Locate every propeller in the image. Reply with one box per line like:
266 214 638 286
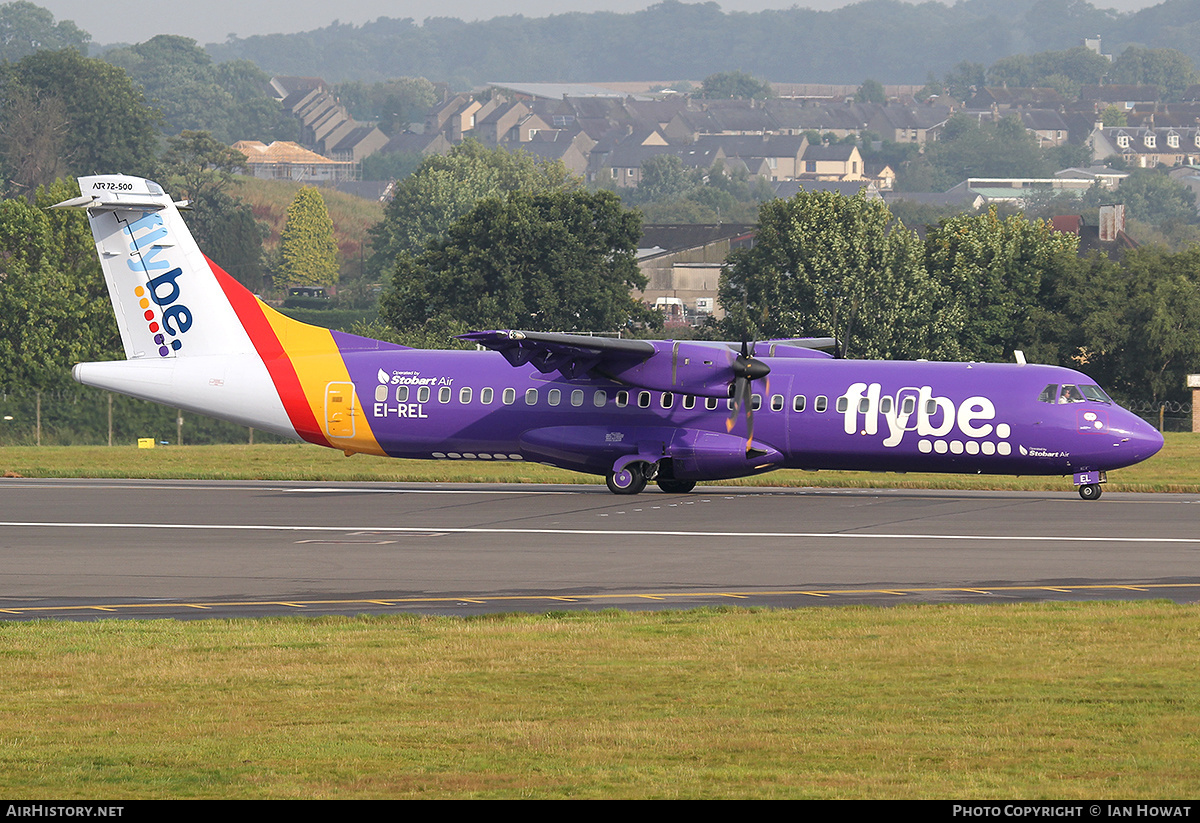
726 340 771 454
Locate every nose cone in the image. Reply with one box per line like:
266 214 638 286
1105 410 1164 469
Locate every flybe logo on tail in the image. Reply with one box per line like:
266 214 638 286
124 212 193 357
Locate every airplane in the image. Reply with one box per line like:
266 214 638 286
53 174 1164 500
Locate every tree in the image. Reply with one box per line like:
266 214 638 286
907 113 1052 191
1100 105 1128 127
631 154 694 204
1110 46 1200 102
0 2 88 62
162 130 249 202
380 189 652 335
1039 248 1200 404
697 71 772 100
719 191 960 361
0 179 120 390
334 77 439 135
277 186 339 291
0 49 160 180
924 208 1079 363
0 85 69 197
367 140 580 277
103 36 294 144
1113 170 1198 227
160 131 266 291
856 78 886 104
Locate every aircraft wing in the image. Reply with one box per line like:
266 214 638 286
458 330 654 380
460 330 747 397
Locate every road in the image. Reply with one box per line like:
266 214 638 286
1 479 1198 618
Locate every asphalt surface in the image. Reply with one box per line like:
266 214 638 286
2 478 1199 619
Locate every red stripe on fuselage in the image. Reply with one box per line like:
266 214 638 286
209 259 331 447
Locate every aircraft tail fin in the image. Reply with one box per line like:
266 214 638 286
52 174 265 360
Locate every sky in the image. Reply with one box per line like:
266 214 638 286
38 0 1166 48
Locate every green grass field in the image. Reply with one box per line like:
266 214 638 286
2 604 1198 798
2 432 1198 491
2 438 1198 798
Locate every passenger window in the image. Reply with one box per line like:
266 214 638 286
616 390 629 408
396 386 409 402
661 392 674 409
901 396 915 416
638 391 651 408
793 395 806 412
547 388 561 406
439 386 451 403
525 388 538 405
571 390 584 407
925 399 937 415
481 387 493 405
880 396 892 415
750 394 762 411
858 398 870 414
593 390 607 407
418 386 430 403
502 388 515 405
706 397 719 411
771 394 784 412
459 387 472 404
836 396 849 413
683 395 696 410
815 395 827 413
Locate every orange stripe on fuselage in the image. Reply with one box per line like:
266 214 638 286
209 260 386 456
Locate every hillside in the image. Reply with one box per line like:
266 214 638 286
202 0 1200 86
229 176 385 285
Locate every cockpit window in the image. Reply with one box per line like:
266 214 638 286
1058 384 1085 403
1079 384 1112 404
1038 384 1057 403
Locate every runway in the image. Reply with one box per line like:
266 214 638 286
2 478 1199 619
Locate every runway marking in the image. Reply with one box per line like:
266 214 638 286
286 488 575 495
3 520 1200 545
3 582 1198 618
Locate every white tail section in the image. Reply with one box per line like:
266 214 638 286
55 175 297 438
53 175 254 360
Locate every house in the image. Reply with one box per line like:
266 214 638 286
635 224 759 321
693 134 808 181
796 143 865 181
965 87 1068 111
1089 126 1200 167
232 141 356 182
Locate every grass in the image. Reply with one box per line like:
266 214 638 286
3 437 1197 798
1 603 1198 798
1 432 1197 492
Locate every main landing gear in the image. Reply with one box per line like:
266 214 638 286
605 462 696 495
606 464 648 495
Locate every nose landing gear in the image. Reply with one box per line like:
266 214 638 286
1073 470 1107 501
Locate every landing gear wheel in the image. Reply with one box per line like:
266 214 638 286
606 464 647 495
1079 483 1103 501
657 479 696 494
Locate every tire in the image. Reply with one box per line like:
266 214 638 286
1078 483 1102 501
606 464 647 495
657 479 696 494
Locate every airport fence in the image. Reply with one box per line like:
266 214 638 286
0 388 290 447
1127 400 1194 433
